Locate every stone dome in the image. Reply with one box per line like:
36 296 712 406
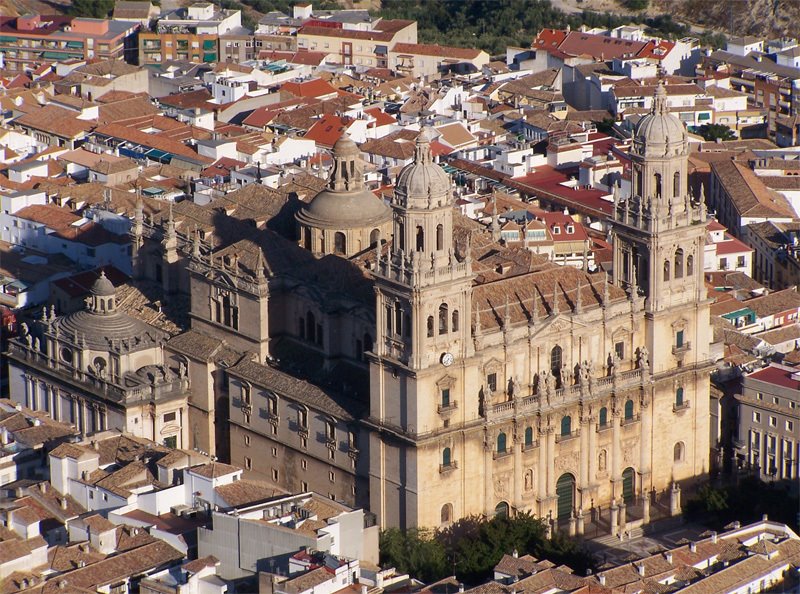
91 271 116 297
296 133 391 229
394 127 451 209
53 307 154 351
632 82 687 158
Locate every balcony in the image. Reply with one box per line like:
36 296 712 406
521 440 539 452
673 400 691 413
621 414 641 427
439 461 458 473
596 422 611 432
555 430 579 443
672 341 691 356
493 449 512 460
437 400 458 415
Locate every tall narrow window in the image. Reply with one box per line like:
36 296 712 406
363 333 373 353
674 249 684 279
370 228 380 247
442 447 451 467
560 415 572 436
416 226 424 251
524 426 533 447
676 330 684 347
673 171 681 197
497 432 507 453
654 173 662 198
436 224 443 251
686 254 694 276
452 310 459 332
427 316 434 337
303 227 312 250
439 303 448 335
551 345 563 386
599 407 608 427
624 399 634 420
394 302 403 336
675 387 684 407
334 232 346 255
663 260 670 282
398 221 405 251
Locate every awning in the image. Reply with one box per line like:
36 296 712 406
202 52 217 63
0 36 16 43
202 39 216 50
42 51 71 60
66 41 84 49
142 186 165 196
145 148 172 163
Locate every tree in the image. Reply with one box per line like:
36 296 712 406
379 528 449 583
697 123 737 142
622 0 649 10
69 0 114 18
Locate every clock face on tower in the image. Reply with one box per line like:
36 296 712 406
441 352 455 367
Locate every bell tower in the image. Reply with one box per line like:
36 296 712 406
369 128 474 528
371 128 473 370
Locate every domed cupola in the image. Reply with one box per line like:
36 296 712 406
296 132 392 257
394 127 451 210
89 271 117 315
632 81 688 159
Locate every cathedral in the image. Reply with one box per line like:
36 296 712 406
7 83 711 531
367 84 711 528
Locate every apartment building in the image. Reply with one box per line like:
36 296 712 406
735 363 800 482
296 19 416 69
0 14 137 72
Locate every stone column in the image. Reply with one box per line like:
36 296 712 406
611 412 621 499
642 492 651 524
588 415 597 484
513 434 522 511
537 428 547 501
610 502 619 537
618 501 627 528
568 513 576 536
640 392 652 489
546 428 556 497
576 507 585 536
579 415 589 491
670 483 681 517
484 439 493 516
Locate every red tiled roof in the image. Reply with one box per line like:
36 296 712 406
392 42 484 60
533 28 674 62
281 78 339 99
303 113 350 148
364 106 396 127
509 166 612 217
748 364 800 390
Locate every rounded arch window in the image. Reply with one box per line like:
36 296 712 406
494 501 509 518
673 171 681 197
438 303 448 335
674 249 684 279
675 387 684 407
427 316 434 338
624 399 634 420
663 259 670 282
333 232 346 255
436 224 444 251
551 345 563 385
524 426 533 447
560 415 572 436
599 406 608 427
686 254 694 276
442 447 451 467
451 310 459 332
496 432 507 454
369 228 380 247
441 503 453 524
416 226 424 251
674 441 685 462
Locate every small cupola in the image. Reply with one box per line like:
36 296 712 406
89 271 116 315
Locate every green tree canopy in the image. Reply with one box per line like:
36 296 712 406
697 123 737 142
69 0 115 18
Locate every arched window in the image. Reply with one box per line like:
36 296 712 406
624 399 634 420
598 449 607 471
674 441 685 462
635 166 643 197
303 227 312 250
334 232 346 255
524 426 533 447
496 432 507 454
674 249 684 279
551 345 563 385
676 387 684 407
438 303 448 335
370 228 380 247
654 173 662 198
494 501 509 518
306 312 316 343
599 406 608 427
686 254 694 276
416 226 424 251
436 224 444 250
560 415 572 436
442 447 451 467
452 310 459 332
441 503 453 524
427 316 434 338
663 259 670 282
673 171 681 197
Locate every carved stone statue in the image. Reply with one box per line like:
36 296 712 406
638 346 650 372
587 359 595 392
179 362 187 378
542 370 554 402
579 361 590 386
478 385 486 417
19 323 28 336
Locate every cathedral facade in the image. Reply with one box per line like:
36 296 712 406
367 85 712 529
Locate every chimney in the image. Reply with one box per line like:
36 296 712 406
0 427 9 445
458 585 464 593
762 514 769 522
59 497 67 511
92 441 99 451
512 548 519 558
711 532 718 544
39 482 47 493
361 586 367 594
665 552 673 564
636 564 645 577
598 575 606 586
733 521 741 529
689 541 696 553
